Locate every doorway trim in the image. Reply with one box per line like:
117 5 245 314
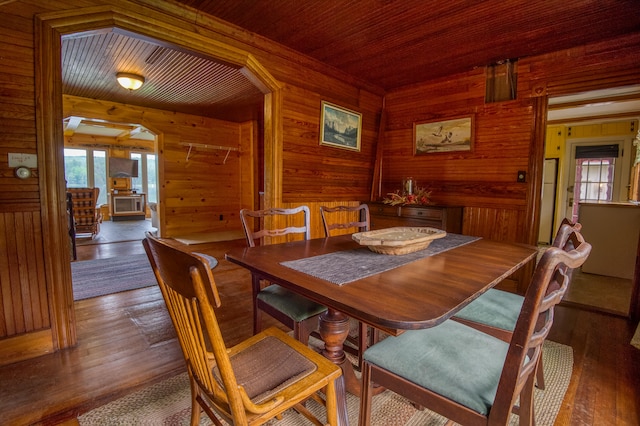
35 5 282 349
541 81 640 320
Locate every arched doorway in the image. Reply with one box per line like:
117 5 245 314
35 5 282 349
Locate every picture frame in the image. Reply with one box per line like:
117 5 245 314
414 116 473 154
320 101 362 152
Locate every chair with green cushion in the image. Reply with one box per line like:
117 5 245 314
452 218 581 389
240 206 327 345
358 229 591 426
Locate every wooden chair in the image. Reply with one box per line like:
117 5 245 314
67 187 102 238
359 229 591 426
142 232 341 426
320 203 376 369
320 204 371 237
240 206 327 345
452 218 581 389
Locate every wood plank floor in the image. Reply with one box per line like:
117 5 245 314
1 238 639 425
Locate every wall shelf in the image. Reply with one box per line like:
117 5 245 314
180 142 238 163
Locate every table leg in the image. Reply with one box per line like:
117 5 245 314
318 308 359 425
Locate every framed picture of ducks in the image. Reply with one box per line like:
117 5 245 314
414 116 473 154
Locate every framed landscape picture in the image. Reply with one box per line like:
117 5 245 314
320 101 362 152
414 116 473 154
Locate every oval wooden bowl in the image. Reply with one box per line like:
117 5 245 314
352 227 447 255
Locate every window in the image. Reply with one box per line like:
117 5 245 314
575 158 615 202
130 152 157 203
64 148 107 206
569 144 620 221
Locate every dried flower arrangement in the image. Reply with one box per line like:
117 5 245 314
382 187 432 206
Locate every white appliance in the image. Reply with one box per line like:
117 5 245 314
113 195 143 214
538 159 558 244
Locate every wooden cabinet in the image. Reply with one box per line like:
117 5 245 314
368 202 463 233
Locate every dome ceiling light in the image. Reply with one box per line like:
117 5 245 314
116 72 145 91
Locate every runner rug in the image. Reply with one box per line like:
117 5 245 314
71 254 156 300
281 233 480 285
78 340 572 425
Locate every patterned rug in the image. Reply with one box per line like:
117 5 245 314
78 340 572 425
71 254 156 300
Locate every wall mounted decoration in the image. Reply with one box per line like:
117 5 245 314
320 101 362 152
414 116 473 154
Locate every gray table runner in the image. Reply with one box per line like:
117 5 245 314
281 233 480 285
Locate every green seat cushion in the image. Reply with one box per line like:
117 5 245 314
257 284 327 322
363 320 508 415
453 288 524 331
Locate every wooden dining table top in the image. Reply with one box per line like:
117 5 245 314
224 234 538 334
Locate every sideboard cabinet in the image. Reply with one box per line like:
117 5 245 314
368 202 463 233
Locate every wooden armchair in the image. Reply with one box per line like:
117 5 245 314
240 206 327 345
358 229 591 426
67 187 102 238
452 218 581 389
142 232 341 426
320 203 376 370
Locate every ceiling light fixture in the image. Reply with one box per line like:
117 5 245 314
116 72 145 90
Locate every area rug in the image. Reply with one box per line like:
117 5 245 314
77 340 572 425
71 254 156 300
632 322 640 350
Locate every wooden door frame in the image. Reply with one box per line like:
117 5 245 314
35 5 282 349
538 82 640 321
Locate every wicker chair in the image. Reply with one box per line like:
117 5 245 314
143 232 341 426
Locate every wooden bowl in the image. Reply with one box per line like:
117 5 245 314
352 227 447 255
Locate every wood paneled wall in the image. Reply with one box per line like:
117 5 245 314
281 86 379 204
64 95 251 238
382 33 640 247
1 0 639 364
0 0 382 361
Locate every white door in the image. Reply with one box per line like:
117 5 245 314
564 140 628 223
538 159 558 244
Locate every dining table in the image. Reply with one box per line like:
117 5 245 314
224 233 538 426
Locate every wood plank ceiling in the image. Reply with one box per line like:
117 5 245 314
62 0 640 133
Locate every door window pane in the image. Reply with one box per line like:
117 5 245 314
93 151 107 205
572 157 615 219
64 148 88 187
130 152 143 192
146 154 157 203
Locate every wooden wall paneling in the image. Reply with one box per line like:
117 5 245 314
279 85 379 204
38 3 285 355
64 95 245 238
239 120 257 211
0 210 50 339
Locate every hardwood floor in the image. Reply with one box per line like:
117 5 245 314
1 237 639 425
